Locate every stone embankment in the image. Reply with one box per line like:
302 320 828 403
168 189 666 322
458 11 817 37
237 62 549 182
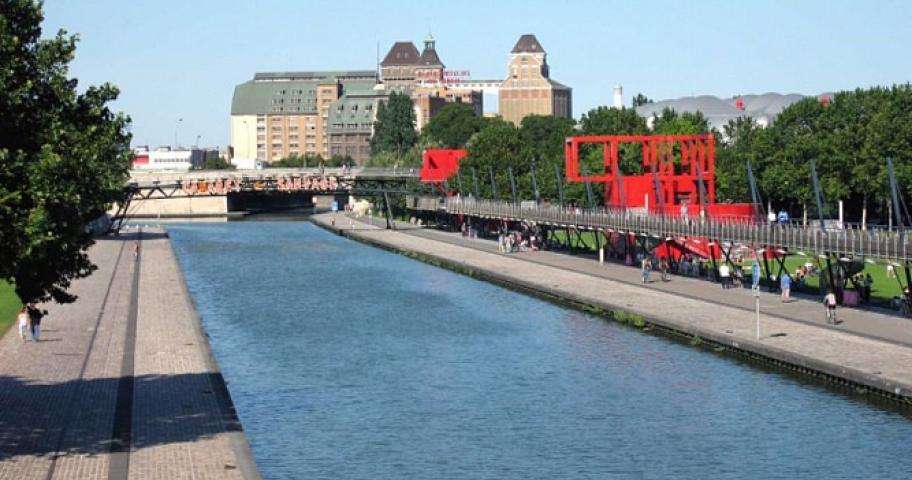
313 213 912 404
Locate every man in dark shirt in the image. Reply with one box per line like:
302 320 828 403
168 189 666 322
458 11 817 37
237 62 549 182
26 303 45 341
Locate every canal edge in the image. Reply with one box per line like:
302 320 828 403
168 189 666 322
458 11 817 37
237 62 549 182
162 228 263 480
312 216 912 408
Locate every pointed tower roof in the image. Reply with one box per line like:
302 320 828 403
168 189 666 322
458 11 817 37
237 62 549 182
417 34 444 67
381 41 420 66
511 34 545 53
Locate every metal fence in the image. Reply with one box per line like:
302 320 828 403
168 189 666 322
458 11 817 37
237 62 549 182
406 195 912 262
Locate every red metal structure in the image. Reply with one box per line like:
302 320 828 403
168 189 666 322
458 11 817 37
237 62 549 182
420 149 466 183
565 134 754 219
565 134 757 261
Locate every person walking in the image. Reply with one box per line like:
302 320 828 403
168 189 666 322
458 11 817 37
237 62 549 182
17 307 30 342
824 290 838 324
752 261 762 289
780 273 791 302
659 259 670 282
719 263 731 289
27 303 44 341
641 257 652 284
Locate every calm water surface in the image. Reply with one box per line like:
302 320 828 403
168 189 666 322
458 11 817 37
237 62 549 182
167 221 912 480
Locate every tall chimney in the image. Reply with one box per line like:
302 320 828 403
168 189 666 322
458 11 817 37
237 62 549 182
613 84 624 109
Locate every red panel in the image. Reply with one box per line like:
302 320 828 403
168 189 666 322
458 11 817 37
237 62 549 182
132 154 149 166
420 149 466 183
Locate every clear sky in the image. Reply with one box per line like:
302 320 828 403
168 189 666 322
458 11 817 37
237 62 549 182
43 0 911 149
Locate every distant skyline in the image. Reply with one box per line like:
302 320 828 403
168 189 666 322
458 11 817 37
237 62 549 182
43 0 911 149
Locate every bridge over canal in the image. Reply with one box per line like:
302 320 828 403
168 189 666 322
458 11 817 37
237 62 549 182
113 167 417 221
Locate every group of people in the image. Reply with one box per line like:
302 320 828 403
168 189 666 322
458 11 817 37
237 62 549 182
497 225 543 253
16 303 45 342
639 255 670 283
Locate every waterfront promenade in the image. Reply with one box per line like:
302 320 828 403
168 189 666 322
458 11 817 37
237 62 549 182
315 212 912 401
0 229 258 480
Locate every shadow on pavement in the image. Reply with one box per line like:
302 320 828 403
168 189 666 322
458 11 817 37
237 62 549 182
0 372 240 460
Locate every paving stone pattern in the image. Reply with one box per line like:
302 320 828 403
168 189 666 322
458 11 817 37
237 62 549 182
0 229 258 479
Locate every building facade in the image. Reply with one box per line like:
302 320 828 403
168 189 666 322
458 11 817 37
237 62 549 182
498 34 572 125
230 70 381 165
131 146 212 171
380 35 484 130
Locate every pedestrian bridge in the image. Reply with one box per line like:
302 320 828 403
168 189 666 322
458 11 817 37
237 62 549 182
406 195 912 264
115 167 417 220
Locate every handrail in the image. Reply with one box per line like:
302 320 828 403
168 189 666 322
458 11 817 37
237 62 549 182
405 195 912 262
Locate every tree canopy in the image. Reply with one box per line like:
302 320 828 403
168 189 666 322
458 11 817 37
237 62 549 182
717 85 912 222
420 102 482 149
1 1 132 304
431 86 911 224
370 92 417 157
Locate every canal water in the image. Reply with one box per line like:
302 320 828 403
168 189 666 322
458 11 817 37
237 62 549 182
167 221 912 480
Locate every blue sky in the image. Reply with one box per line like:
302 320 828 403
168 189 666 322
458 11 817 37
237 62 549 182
43 0 911 149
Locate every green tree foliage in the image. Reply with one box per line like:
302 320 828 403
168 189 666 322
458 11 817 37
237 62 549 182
579 106 648 175
197 152 235 170
367 145 422 168
0 2 132 304
370 91 417 157
454 116 587 203
632 93 652 107
420 102 482 148
715 116 764 202
651 107 710 135
727 85 912 221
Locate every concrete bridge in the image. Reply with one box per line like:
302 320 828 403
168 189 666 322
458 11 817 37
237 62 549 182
118 167 417 219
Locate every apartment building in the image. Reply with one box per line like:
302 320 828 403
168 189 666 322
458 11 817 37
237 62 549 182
230 71 378 164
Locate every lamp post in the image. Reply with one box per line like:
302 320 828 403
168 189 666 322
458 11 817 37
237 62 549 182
174 118 183 148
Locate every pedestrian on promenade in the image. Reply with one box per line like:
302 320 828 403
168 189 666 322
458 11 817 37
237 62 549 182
132 240 139 259
824 290 838 324
660 259 670 282
719 263 731 289
17 307 30 342
27 303 44 341
780 274 791 302
752 261 762 289
641 257 652 284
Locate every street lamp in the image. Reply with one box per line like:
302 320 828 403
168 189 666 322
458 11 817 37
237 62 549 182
174 118 183 148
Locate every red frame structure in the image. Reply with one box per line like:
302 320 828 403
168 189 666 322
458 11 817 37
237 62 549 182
420 149 466 183
565 134 720 214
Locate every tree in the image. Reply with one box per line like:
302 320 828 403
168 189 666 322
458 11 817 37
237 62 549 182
197 152 234 170
370 91 417 157
715 116 764 202
651 107 711 135
578 106 648 176
421 102 482 148
0 2 132 304
580 106 647 136
632 93 652 108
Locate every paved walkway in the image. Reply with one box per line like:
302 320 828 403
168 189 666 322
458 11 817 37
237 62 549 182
318 213 912 400
0 229 258 479
351 214 912 347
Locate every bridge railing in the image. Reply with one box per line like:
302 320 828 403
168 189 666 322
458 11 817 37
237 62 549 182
406 195 911 262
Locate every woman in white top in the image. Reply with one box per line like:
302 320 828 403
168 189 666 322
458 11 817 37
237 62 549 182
17 307 29 342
